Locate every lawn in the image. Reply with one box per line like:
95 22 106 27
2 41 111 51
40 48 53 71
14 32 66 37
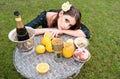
0 0 120 79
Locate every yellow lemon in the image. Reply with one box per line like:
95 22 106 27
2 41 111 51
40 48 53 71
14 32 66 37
46 42 53 53
41 37 51 46
36 63 50 74
66 39 74 44
44 32 52 39
41 37 46 46
35 45 45 54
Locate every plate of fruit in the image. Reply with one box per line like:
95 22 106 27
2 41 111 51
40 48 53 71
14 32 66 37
73 48 91 62
74 37 89 48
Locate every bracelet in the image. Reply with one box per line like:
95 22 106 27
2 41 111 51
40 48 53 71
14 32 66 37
15 18 21 21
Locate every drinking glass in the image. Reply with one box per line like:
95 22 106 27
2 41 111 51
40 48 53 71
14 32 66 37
62 42 74 58
51 38 63 62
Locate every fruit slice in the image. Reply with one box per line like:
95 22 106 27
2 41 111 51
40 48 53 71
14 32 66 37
36 63 50 74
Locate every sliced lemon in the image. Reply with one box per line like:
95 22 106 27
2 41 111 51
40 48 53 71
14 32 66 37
36 63 50 74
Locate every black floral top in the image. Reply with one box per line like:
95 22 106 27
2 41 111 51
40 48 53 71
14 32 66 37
25 10 90 39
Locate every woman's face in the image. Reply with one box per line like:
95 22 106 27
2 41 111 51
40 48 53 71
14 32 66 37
57 11 76 30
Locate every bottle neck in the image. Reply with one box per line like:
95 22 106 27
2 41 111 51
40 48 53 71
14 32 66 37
15 16 24 28
15 17 22 21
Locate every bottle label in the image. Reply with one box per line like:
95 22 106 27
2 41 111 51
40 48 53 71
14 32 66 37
15 18 21 21
17 32 28 37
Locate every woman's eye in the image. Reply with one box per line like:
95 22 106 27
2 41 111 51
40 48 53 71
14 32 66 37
65 19 69 23
69 25 72 28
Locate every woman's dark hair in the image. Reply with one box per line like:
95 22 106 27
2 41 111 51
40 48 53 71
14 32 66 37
50 6 82 30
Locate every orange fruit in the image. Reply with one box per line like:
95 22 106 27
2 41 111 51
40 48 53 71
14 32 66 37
36 63 50 74
35 45 45 54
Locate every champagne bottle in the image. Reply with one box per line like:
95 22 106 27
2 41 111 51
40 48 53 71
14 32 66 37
14 11 29 41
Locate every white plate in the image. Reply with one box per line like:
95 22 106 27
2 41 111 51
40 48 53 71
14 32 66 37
73 48 91 62
74 37 89 48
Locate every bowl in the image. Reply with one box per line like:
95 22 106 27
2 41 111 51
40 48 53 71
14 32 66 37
74 37 89 48
8 27 35 52
73 48 91 62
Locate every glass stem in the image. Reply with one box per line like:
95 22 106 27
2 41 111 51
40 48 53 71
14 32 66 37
57 53 61 58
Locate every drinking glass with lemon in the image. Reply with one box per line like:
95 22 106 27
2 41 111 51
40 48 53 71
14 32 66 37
51 38 63 62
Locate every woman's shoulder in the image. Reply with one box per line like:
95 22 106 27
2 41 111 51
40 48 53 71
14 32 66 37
39 9 59 16
40 9 59 13
47 9 60 12
80 23 90 39
80 23 88 29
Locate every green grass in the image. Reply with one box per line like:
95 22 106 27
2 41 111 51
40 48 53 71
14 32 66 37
0 0 120 79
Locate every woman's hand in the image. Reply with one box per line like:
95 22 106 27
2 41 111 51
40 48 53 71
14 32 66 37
35 29 41 35
51 29 63 37
34 28 63 37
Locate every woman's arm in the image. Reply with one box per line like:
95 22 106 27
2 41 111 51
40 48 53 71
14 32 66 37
61 29 86 37
61 24 90 39
35 23 90 39
35 28 86 38
35 28 57 35
59 23 90 39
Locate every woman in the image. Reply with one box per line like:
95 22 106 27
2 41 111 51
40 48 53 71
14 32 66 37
25 1 90 39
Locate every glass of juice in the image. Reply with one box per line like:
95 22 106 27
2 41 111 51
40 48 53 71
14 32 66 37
51 38 63 62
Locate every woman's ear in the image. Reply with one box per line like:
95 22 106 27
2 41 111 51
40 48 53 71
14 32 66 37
59 10 64 16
